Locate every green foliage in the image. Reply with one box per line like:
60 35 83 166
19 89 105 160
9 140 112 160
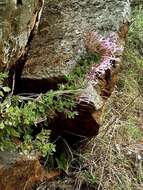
0 72 11 97
56 153 70 174
121 119 143 142
34 129 56 157
120 5 143 91
0 72 8 82
0 88 78 152
83 171 97 186
59 53 100 90
0 52 99 156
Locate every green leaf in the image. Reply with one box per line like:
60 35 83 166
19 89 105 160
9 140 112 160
9 128 20 138
0 91 4 97
2 86 11 92
56 153 69 174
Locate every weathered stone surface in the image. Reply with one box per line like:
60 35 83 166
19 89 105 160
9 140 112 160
20 0 131 137
0 152 44 190
0 151 62 190
0 0 43 70
22 0 130 81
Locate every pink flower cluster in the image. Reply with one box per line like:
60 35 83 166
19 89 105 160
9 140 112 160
85 32 124 81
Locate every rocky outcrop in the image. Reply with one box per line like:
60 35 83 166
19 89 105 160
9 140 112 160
22 0 130 81
20 0 130 137
0 1 131 188
0 0 43 70
50 32 125 138
0 0 131 139
76 32 124 136
0 0 131 138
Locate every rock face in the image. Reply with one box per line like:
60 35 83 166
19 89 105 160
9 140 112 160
50 32 125 138
0 1 131 188
20 0 130 137
0 0 43 70
0 0 130 136
22 0 130 81
0 152 44 190
0 0 131 137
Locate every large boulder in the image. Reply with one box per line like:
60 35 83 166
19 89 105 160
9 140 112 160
22 0 130 82
0 0 131 137
21 0 130 137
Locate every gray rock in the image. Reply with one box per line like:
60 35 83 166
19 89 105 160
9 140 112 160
22 0 130 80
0 0 43 70
20 0 131 137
